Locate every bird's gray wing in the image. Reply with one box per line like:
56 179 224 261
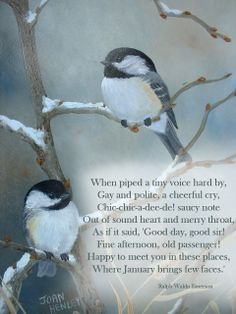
23 209 35 247
141 71 178 129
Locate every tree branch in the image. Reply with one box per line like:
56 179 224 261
170 73 232 104
0 115 45 150
45 73 235 133
184 90 236 153
153 0 231 42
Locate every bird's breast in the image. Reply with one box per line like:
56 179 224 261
25 202 79 256
101 77 162 121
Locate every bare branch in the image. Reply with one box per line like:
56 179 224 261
184 90 236 153
170 73 232 104
0 115 45 150
153 0 231 42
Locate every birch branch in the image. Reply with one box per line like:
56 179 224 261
153 0 231 42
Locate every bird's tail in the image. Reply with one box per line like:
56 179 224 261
37 261 56 278
152 120 191 162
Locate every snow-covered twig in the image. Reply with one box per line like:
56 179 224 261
0 115 45 149
153 0 231 42
27 0 51 27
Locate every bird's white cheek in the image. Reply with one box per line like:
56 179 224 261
113 55 149 75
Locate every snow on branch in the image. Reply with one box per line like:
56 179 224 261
26 0 51 27
43 96 121 122
0 115 46 149
153 0 231 42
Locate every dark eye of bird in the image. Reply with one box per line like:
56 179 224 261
48 193 54 198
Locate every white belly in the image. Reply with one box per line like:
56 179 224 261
27 202 79 256
101 77 163 121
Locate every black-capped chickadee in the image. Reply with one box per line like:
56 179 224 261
23 180 79 278
101 47 191 161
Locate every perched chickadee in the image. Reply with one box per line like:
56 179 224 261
101 47 191 161
23 180 80 278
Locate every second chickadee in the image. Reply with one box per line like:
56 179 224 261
101 47 191 161
23 180 80 278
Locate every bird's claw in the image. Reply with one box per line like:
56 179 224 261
121 119 128 128
44 251 54 260
60 253 69 261
144 117 152 126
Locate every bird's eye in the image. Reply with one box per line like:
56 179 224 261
48 193 54 198
117 57 122 62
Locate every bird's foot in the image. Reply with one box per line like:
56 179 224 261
44 251 54 260
121 119 128 128
144 117 152 126
129 126 139 133
60 253 69 261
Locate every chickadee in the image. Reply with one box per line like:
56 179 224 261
101 47 191 161
23 180 79 278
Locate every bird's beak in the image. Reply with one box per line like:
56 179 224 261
100 60 109 66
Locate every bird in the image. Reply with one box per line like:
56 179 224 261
23 179 80 278
101 47 191 162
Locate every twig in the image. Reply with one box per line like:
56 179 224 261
153 0 231 42
170 73 232 104
0 239 76 265
184 90 236 153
